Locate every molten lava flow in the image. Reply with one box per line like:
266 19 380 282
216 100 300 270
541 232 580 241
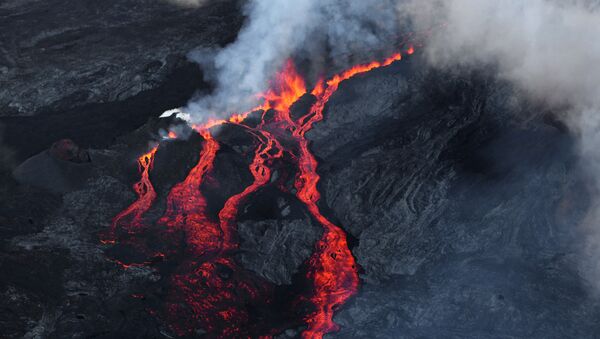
291 50 414 338
292 136 358 339
101 146 158 244
158 130 222 253
170 126 284 338
106 44 417 338
261 59 307 120
168 63 307 336
160 125 282 337
218 128 283 248
241 59 363 338
157 128 248 337
326 53 402 90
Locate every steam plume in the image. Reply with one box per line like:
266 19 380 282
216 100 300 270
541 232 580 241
183 0 401 123
403 0 600 291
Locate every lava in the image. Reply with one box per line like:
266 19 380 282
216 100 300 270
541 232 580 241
290 51 412 338
158 130 221 253
218 128 283 248
173 125 286 337
251 60 361 338
104 44 417 338
100 146 157 244
157 128 257 337
261 59 307 116
160 122 286 337
293 142 358 339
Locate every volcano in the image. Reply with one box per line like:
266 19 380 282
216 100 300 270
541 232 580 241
2 1 600 338
100 49 417 338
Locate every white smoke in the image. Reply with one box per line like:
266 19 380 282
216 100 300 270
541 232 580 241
183 0 402 123
404 0 600 109
186 0 315 120
403 0 600 291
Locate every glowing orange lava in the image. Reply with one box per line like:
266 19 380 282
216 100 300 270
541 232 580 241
157 128 264 337
100 146 157 244
218 128 283 248
158 131 221 252
105 45 418 338
269 51 410 338
261 59 307 119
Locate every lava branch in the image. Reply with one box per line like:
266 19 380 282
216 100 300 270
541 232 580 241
105 44 417 338
289 49 413 339
256 58 363 338
168 124 287 338
269 63 359 339
218 126 283 250
157 129 223 254
293 128 358 339
157 127 252 337
100 146 158 244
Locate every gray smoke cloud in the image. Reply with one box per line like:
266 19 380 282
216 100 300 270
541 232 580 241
183 0 401 123
403 0 600 292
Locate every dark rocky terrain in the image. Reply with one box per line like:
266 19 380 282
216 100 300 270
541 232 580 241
2 1 600 338
0 0 243 160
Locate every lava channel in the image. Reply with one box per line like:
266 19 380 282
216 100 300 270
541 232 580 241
100 145 158 245
104 44 417 338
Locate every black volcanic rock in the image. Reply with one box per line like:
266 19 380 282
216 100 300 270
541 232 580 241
306 60 599 337
0 0 243 161
237 196 322 285
3 58 600 337
2 57 600 338
1 4 600 336
13 150 93 193
238 218 319 285
13 139 93 193
0 0 243 116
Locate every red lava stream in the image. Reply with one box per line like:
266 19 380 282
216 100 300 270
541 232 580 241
103 45 416 338
100 146 158 245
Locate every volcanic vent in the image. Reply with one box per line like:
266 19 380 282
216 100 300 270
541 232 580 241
101 46 417 338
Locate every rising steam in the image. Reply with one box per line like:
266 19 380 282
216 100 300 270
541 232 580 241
403 0 600 292
182 0 401 123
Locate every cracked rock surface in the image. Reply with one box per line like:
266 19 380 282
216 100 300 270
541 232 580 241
310 61 600 338
0 0 242 116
